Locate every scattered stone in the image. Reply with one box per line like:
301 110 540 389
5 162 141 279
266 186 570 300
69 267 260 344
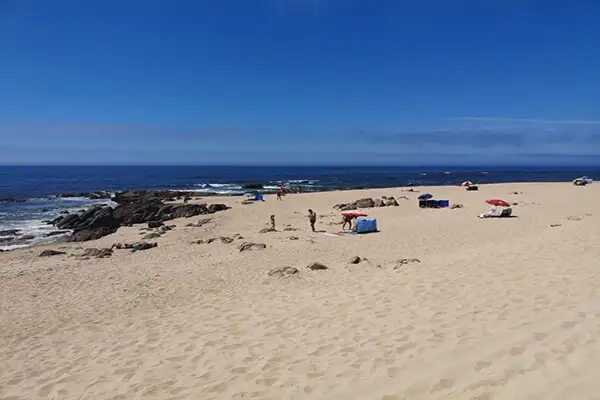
394 258 421 269
385 197 400 206
81 248 113 258
348 256 362 264
59 210 70 214
288 236 299 240
238 242 267 252
267 266 299 278
355 198 375 208
451 204 464 209
550 224 562 227
283 226 298 231
374 199 385 207
307 261 328 270
259 227 276 233
131 242 158 252
148 221 164 228
220 236 234 244
39 249 67 257
511 202 518 206
143 233 162 240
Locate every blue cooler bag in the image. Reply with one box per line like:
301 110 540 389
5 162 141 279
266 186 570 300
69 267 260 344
355 218 377 234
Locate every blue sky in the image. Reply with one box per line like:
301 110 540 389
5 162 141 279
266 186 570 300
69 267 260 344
1 0 599 165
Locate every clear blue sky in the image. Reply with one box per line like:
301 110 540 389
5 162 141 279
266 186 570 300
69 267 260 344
1 0 599 165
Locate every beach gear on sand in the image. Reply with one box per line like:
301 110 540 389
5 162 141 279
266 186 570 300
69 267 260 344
461 181 473 186
485 199 510 207
355 218 378 234
418 193 433 200
479 206 513 218
341 211 368 218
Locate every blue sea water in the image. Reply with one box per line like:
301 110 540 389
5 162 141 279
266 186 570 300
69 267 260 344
1 165 598 250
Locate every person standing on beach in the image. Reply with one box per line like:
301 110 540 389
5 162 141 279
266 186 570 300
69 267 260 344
308 209 317 232
270 215 276 231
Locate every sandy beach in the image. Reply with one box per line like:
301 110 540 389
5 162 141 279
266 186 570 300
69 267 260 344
1 182 599 399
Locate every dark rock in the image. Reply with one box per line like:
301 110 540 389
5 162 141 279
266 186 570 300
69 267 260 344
55 213 80 229
148 221 164 228
307 262 328 270
39 249 66 257
170 204 210 219
355 198 375 208
0 229 20 236
268 267 299 278
45 230 70 237
131 242 157 252
67 226 118 242
81 248 113 258
143 233 162 240
288 236 299 240
220 236 234 244
56 191 112 200
20 234 35 241
259 228 276 233
59 210 70 214
550 224 562 227
207 204 229 213
451 204 464 209
374 199 385 207
385 198 399 206
283 226 298 231
349 256 362 264
238 242 267 252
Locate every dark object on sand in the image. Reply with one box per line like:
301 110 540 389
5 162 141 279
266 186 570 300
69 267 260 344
550 224 562 227
307 261 328 270
394 258 420 269
238 242 267 252
39 249 67 257
466 185 479 191
148 221 164 228
82 248 113 258
267 267 299 278
349 256 362 264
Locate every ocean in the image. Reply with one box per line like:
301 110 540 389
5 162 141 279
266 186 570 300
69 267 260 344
1 165 598 250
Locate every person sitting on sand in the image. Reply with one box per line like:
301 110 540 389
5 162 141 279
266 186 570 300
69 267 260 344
270 215 276 231
308 209 317 232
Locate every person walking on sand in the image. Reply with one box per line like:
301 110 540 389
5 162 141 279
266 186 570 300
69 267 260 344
308 209 317 232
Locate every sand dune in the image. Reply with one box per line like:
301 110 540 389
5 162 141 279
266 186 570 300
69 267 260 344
1 183 599 399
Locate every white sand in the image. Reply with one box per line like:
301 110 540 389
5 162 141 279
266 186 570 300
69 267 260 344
1 182 599 399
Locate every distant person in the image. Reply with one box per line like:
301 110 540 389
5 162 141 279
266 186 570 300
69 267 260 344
270 215 276 231
342 215 354 231
183 195 190 204
308 209 317 232
276 189 282 201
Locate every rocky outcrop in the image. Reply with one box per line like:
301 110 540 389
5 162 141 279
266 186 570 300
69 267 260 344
39 249 66 257
334 196 401 211
81 248 113 258
55 191 112 200
49 190 229 243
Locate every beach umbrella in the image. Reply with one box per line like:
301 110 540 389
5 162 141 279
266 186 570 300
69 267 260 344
462 181 473 186
418 193 433 200
485 199 510 207
341 211 368 218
